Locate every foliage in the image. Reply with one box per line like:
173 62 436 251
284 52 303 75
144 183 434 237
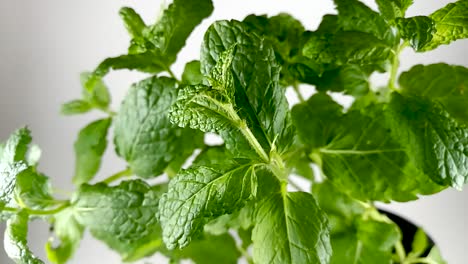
1 0 467 263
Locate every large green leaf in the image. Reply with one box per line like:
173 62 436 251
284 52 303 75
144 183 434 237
252 191 331 264
200 20 294 154
399 63 468 124
387 94 468 189
73 118 111 185
4 211 44 264
333 0 395 45
159 164 257 249
73 180 164 261
375 0 414 22
396 16 436 51
422 0 468 51
114 76 202 178
294 97 442 201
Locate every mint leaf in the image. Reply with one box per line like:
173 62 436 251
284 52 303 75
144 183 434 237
399 63 468 124
119 7 146 39
201 20 294 154
171 233 241 264
182 60 204 85
426 246 448 264
316 65 370 96
334 0 395 45
296 99 442 201
252 191 331 264
4 211 44 264
115 76 202 177
396 16 436 51
73 180 164 261
330 233 393 264
73 118 111 185
89 0 213 81
60 100 92 115
46 208 84 264
80 72 111 110
26 144 41 167
303 30 393 73
422 0 468 51
375 0 413 22
15 169 54 209
387 94 468 189
409 228 429 258
0 128 31 209
159 164 257 249
292 93 343 149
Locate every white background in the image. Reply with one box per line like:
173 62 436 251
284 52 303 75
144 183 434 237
0 0 467 263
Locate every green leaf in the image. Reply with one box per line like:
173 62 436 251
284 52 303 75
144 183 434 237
252 191 331 264
375 0 413 22
301 100 442 201
243 14 307 86
181 60 204 85
159 164 257 249
171 233 241 264
201 20 294 154
292 93 343 149
426 246 448 264
89 0 213 82
60 100 92 115
26 144 41 167
303 30 393 73
4 211 44 264
80 72 111 110
387 94 468 189
422 0 468 51
356 212 401 252
316 65 370 96
119 7 146 38
46 208 84 264
15 169 54 209
0 128 31 209
73 180 164 261
115 76 201 178
72 118 111 185
329 233 393 264
399 63 468 124
396 16 436 51
334 0 395 45
410 228 429 257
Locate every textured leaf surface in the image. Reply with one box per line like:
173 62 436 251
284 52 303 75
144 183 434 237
375 0 413 21
334 0 395 44
399 63 468 124
73 180 164 261
73 118 111 185
0 128 31 209
201 20 294 154
387 94 468 189
252 191 331 264
4 211 44 264
115 76 202 177
15 169 54 209
119 7 146 38
159 164 257 249
423 0 468 51
396 16 436 51
181 60 204 85
296 98 442 201
316 65 370 96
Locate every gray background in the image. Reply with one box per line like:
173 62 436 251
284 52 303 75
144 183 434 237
0 0 466 263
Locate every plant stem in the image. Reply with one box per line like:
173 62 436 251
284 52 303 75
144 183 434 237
395 241 407 263
101 107 116 117
166 68 182 84
103 168 133 184
405 258 439 264
288 178 306 192
388 42 408 91
237 243 254 264
3 202 70 216
293 82 305 103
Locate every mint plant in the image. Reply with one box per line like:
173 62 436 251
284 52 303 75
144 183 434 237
1 0 467 263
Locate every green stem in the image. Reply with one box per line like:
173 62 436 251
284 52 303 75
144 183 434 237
237 243 254 264
288 178 306 192
293 83 305 103
388 42 408 91
395 241 407 263
103 168 133 184
101 108 116 117
405 258 439 264
3 202 70 216
166 68 182 84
